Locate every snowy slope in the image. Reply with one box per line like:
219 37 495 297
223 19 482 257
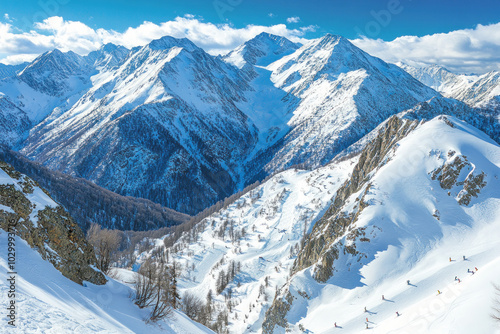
0 45 129 149
136 156 358 333
0 161 211 333
263 115 500 333
0 50 94 123
399 63 500 109
0 63 28 80
0 232 213 334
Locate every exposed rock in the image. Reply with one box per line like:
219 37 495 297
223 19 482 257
292 116 419 281
457 172 487 205
430 152 487 206
0 160 106 285
262 290 294 334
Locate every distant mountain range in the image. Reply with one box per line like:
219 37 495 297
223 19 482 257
0 33 498 216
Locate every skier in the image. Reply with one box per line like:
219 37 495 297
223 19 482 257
458 278 461 283
463 255 466 260
366 323 369 329
454 276 457 281
382 295 385 300
467 268 470 273
475 267 478 271
437 290 441 295
396 311 400 317
366 317 369 323
449 257 452 262
364 306 367 312
334 322 337 328
407 280 410 285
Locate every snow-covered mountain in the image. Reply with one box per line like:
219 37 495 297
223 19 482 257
0 50 93 128
4 33 438 215
399 63 500 109
0 45 130 148
20 36 255 214
264 115 500 333
2 32 499 218
223 32 301 77
147 115 500 334
256 35 439 171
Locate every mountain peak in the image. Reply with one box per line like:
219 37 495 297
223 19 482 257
223 32 300 69
147 35 199 52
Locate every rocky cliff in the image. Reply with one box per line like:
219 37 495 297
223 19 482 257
0 160 106 285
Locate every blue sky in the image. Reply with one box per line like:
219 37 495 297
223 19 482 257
1 0 500 73
3 0 500 39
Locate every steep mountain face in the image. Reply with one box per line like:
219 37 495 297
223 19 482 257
0 45 130 148
399 63 500 109
251 34 439 175
21 36 256 214
0 62 28 79
223 32 300 77
0 97 31 147
263 115 500 333
0 160 106 285
0 148 190 231
0 50 92 128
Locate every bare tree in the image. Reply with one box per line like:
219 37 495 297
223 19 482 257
134 259 175 322
87 223 122 274
134 259 157 308
181 292 203 320
493 283 500 322
149 262 173 321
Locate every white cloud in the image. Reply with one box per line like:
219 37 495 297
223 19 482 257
0 16 313 64
300 25 318 33
0 53 38 65
1 16 499 75
286 17 300 24
351 23 500 74
268 13 275 18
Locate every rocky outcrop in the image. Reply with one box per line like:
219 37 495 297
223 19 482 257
292 116 419 281
430 151 487 206
0 160 106 285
